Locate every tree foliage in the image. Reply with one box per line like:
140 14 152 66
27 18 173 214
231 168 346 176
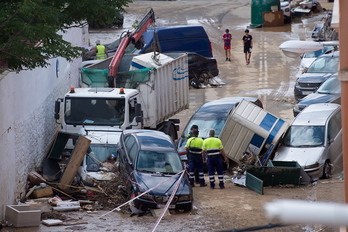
0 0 131 71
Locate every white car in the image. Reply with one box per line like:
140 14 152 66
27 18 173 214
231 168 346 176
299 46 336 73
77 130 120 186
273 103 342 180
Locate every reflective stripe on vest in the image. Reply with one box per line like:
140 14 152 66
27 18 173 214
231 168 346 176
189 147 202 154
96 45 106 59
206 148 220 156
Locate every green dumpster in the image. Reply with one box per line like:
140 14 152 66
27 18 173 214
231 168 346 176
250 0 280 27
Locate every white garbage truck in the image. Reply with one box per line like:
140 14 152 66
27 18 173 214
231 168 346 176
55 52 189 141
52 52 188 185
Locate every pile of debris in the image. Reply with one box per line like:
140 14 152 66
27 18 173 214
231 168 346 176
25 170 130 210
2 168 131 229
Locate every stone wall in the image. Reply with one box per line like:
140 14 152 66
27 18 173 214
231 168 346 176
0 25 89 221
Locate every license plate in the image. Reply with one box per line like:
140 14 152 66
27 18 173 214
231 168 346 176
302 91 313 95
159 204 176 209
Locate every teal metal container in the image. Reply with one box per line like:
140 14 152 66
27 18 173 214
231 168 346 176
250 0 280 27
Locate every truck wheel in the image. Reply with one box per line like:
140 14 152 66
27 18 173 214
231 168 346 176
161 121 177 141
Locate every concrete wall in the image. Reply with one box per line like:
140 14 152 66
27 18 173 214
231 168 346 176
0 26 89 221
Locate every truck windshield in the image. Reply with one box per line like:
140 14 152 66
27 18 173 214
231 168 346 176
65 98 125 126
283 126 325 147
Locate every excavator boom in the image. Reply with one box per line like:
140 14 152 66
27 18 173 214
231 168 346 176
108 8 155 78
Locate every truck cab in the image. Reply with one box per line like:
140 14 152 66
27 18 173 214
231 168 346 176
55 87 142 135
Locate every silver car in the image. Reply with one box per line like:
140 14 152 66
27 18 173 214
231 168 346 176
273 103 342 180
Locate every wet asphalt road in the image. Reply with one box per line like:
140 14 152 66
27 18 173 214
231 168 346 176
89 0 306 130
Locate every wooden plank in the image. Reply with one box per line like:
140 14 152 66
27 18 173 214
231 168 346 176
58 136 91 192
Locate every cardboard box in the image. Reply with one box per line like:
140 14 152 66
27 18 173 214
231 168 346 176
31 186 54 198
5 205 41 227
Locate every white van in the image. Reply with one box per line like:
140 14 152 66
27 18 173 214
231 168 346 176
273 103 342 180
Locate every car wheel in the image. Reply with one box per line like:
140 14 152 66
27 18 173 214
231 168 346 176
184 204 193 212
322 160 332 179
199 71 213 85
160 121 177 141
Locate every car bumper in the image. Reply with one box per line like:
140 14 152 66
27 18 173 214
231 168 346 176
294 86 317 101
134 198 193 211
304 165 323 180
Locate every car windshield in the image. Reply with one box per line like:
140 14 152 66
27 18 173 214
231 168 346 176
183 118 227 139
316 77 341 94
86 144 118 169
136 151 183 173
283 126 325 147
303 46 334 58
307 56 339 73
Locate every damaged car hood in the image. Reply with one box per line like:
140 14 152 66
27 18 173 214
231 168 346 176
133 171 191 195
274 146 325 167
87 171 117 181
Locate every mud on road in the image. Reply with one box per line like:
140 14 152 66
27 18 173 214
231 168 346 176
4 1 343 232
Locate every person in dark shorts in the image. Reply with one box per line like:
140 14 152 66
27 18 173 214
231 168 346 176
223 29 232 61
242 29 253 65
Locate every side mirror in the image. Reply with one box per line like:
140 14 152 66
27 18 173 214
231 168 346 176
54 100 61 120
135 103 143 123
135 116 142 123
135 103 142 117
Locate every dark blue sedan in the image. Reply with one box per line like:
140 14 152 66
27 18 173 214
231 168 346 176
293 74 340 116
116 129 193 212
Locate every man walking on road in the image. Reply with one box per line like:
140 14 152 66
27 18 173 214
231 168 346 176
185 129 207 187
242 29 253 65
202 129 228 189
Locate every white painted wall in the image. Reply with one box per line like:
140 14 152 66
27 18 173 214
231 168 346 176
0 25 89 221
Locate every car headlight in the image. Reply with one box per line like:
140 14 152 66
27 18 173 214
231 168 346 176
305 162 320 169
178 195 193 201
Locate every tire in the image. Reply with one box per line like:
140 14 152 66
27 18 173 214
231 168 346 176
160 121 178 141
322 160 332 179
199 71 213 85
185 204 193 212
